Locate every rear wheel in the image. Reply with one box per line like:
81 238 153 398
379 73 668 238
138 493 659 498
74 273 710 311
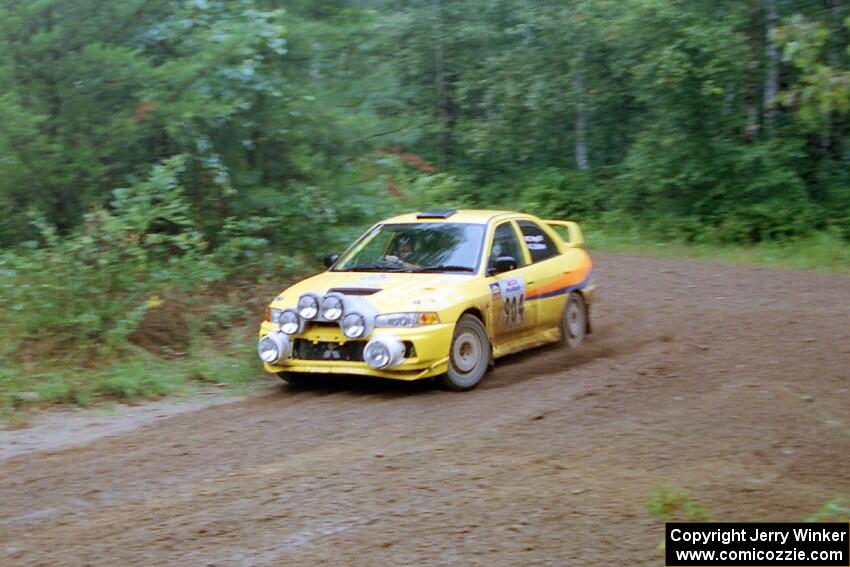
440 314 490 391
560 292 587 348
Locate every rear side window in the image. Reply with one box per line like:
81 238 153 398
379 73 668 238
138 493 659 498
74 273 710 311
517 220 558 263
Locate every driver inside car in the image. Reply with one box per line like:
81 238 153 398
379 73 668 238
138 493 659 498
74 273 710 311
385 236 420 268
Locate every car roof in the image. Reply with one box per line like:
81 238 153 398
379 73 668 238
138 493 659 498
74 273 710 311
382 209 520 224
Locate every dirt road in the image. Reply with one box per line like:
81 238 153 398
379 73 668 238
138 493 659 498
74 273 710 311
2 252 848 566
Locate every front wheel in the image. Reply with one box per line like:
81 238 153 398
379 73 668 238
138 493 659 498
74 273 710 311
560 292 587 348
440 314 491 391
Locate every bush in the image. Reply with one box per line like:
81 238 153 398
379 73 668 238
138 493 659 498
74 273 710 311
511 169 609 219
1 157 210 354
0 156 285 359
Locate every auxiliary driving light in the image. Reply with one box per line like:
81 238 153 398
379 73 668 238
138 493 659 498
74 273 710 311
297 294 320 320
258 331 292 365
278 309 302 335
363 334 405 370
341 312 366 338
320 295 344 321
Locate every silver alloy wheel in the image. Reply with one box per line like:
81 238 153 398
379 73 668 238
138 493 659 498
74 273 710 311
562 292 587 348
442 314 490 391
452 331 481 373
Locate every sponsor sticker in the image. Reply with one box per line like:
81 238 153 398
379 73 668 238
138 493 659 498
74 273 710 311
489 282 502 299
497 275 526 327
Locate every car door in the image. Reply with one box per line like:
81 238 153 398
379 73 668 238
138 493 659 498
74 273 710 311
516 219 569 331
485 220 538 345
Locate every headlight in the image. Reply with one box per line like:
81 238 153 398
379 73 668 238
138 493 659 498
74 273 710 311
374 312 440 327
341 312 366 338
278 309 301 335
321 295 344 321
269 308 284 323
297 294 319 320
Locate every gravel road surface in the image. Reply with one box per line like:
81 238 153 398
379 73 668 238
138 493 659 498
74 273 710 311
2 252 848 566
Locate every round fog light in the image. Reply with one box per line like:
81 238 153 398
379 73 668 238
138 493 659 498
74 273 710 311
279 310 301 335
257 332 292 365
364 334 405 369
321 295 344 321
297 295 319 320
364 342 389 369
258 336 280 363
342 312 366 338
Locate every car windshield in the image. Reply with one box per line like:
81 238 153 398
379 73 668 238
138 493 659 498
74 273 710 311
334 222 485 273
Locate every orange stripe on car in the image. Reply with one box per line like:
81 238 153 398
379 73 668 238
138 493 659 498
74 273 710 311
525 258 592 300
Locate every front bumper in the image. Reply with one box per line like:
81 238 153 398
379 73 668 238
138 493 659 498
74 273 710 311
258 320 454 380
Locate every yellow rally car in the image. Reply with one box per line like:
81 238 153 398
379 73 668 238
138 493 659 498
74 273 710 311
258 209 594 390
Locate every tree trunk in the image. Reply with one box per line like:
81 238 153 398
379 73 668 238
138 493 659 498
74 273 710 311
574 45 589 170
763 0 779 137
745 0 761 141
821 0 846 154
433 0 451 165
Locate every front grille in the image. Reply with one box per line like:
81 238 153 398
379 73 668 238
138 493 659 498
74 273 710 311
292 340 416 362
293 339 365 361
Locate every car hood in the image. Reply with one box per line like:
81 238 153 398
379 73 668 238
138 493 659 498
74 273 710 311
270 270 473 313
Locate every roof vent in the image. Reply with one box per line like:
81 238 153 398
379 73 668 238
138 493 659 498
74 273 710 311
416 208 457 219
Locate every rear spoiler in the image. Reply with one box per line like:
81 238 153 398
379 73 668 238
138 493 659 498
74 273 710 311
543 220 584 249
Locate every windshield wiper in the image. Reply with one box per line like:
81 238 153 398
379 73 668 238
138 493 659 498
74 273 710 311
411 265 474 273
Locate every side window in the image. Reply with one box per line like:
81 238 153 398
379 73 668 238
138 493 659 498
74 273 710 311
489 222 527 270
517 220 558 263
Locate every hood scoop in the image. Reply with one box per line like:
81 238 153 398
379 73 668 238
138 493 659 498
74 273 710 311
327 287 382 296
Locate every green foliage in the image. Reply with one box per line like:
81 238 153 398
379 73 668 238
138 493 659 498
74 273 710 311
1 331 260 420
776 15 850 126
646 486 712 522
0 156 226 353
509 169 609 219
1 0 849 249
807 498 850 522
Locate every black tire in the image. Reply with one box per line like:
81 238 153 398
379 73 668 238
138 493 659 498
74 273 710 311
277 372 310 387
440 314 491 391
560 292 587 348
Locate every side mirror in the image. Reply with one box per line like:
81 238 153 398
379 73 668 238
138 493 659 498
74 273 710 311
491 256 517 275
323 254 339 268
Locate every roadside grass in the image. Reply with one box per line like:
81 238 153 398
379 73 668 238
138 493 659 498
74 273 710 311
0 253 313 426
585 227 850 272
1 332 262 426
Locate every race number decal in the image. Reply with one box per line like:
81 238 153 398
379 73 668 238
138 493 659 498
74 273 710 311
498 276 525 327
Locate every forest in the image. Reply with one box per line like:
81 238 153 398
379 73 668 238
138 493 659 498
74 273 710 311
0 0 848 410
